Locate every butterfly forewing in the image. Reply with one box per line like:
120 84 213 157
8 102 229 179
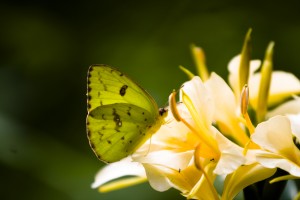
87 65 158 115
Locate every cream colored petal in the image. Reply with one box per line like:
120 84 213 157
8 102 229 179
228 55 261 98
92 157 146 188
214 131 246 175
251 116 295 154
133 150 194 171
221 163 276 200
287 113 300 140
252 116 300 167
255 150 300 177
168 165 204 198
143 164 172 191
180 76 214 130
266 98 300 118
249 71 300 109
206 72 238 120
205 73 249 145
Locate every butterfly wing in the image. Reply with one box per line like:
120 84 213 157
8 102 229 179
87 65 158 114
87 65 161 163
87 103 159 163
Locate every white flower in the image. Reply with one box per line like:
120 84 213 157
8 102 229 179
252 115 300 177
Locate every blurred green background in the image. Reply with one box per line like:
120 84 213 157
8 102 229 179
1 0 300 199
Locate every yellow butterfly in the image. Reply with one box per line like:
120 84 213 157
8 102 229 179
86 65 167 163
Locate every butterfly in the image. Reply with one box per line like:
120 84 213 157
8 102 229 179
86 65 168 163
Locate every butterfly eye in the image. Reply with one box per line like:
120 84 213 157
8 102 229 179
159 108 168 116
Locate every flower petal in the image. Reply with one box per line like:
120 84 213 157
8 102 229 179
214 131 246 175
205 73 249 145
251 116 297 156
180 76 214 131
254 150 300 177
143 164 172 191
228 55 261 99
287 113 300 140
267 98 300 118
249 71 300 109
133 150 194 171
221 164 276 200
92 157 146 188
252 116 300 175
206 72 237 120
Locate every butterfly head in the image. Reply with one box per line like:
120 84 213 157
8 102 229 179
159 107 168 117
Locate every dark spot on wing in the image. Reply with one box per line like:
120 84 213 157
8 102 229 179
113 108 122 129
121 136 125 140
97 131 104 140
129 140 132 143
119 85 128 96
127 106 132 116
107 140 112 144
144 118 147 121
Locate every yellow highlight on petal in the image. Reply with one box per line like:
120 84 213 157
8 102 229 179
99 176 147 193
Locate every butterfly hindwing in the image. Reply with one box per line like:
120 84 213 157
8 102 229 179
87 103 156 163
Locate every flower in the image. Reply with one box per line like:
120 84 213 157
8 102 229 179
92 74 261 199
89 30 300 200
251 115 300 177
